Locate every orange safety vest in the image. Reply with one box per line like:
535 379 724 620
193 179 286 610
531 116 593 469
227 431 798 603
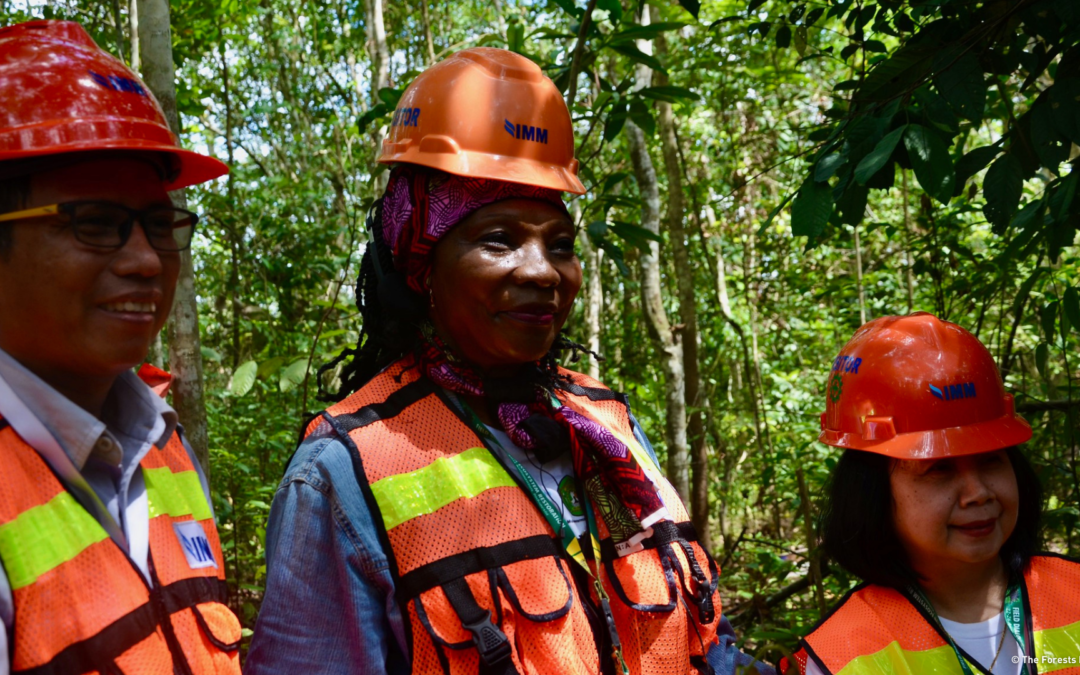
317 355 722 675
0 418 242 674
781 555 1080 675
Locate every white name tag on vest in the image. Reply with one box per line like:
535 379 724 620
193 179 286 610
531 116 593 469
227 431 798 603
173 521 218 569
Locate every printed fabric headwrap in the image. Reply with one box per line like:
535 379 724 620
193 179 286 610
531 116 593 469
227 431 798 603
381 163 569 294
416 326 669 553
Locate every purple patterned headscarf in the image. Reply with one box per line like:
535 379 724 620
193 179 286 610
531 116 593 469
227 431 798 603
381 164 569 294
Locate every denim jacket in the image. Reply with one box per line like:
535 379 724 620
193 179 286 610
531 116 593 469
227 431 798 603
247 413 773 675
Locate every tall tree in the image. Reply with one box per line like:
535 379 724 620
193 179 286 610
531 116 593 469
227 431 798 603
137 0 210 474
624 10 689 501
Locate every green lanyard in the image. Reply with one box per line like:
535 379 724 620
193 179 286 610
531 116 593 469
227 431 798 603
906 582 1027 675
451 394 630 674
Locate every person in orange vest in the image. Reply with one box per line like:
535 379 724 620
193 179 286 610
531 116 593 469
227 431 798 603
0 20 241 673
248 48 771 675
781 312 1080 675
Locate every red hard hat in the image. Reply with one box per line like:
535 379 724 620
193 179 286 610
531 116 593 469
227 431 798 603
820 312 1032 459
0 20 227 189
379 47 585 194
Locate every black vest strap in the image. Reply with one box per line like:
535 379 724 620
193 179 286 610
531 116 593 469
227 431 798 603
442 577 519 675
17 577 229 675
398 535 560 600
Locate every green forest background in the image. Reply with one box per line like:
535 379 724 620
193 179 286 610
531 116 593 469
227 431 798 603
5 0 1080 664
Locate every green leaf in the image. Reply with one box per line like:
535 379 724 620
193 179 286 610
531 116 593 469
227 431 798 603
610 22 687 43
815 152 847 182
863 39 886 53
791 176 834 239
1048 79 1080 146
377 87 403 108
604 100 629 141
954 145 1001 188
804 7 824 25
610 221 663 249
200 347 223 362
230 361 258 397
838 184 869 225
551 0 581 18
1064 287 1080 333
1031 95 1070 171
609 44 666 73
1035 343 1050 378
279 358 310 393
628 97 656 136
758 192 795 235
507 20 525 53
747 0 768 12
1042 301 1059 345
596 0 623 23
793 26 808 56
775 24 792 49
638 86 700 103
932 52 986 124
857 42 935 103
677 0 700 19
904 125 955 203
587 220 608 241
854 125 906 185
257 355 289 380
983 153 1024 233
597 239 630 276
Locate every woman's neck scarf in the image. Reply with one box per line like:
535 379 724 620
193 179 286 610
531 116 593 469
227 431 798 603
417 327 669 553
381 163 669 553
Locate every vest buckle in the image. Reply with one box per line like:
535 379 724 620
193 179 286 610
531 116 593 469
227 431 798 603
462 610 512 667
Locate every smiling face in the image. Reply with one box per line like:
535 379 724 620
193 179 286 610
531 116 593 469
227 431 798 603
890 450 1020 575
0 157 178 390
428 198 581 374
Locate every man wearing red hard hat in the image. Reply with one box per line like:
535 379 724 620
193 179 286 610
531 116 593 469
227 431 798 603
0 20 241 674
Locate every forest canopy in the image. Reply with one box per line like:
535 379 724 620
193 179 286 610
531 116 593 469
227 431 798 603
5 0 1078 662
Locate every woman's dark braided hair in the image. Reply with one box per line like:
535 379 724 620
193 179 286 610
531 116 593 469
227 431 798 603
317 195 600 403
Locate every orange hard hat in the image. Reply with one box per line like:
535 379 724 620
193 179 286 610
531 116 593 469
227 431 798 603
0 20 227 189
820 312 1032 459
378 47 585 194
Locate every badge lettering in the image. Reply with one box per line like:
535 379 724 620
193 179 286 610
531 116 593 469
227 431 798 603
173 521 218 570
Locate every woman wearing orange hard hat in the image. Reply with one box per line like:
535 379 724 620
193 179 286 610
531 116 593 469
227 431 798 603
781 313 1080 675
0 19 239 675
248 48 770 675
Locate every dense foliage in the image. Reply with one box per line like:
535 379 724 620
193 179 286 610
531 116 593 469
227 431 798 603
6 0 1079 664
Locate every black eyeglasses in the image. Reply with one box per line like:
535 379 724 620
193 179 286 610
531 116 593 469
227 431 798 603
0 200 200 251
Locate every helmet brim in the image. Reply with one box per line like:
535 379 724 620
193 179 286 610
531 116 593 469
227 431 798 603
820 413 1033 459
0 141 228 191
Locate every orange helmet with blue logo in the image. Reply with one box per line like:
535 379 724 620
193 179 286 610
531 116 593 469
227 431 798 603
0 20 228 189
820 312 1032 459
378 47 585 195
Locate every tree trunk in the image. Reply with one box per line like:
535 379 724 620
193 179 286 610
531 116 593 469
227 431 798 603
366 0 390 190
419 0 436 65
651 8 707 546
128 0 139 72
574 202 603 381
623 11 689 500
137 0 210 475
853 224 867 325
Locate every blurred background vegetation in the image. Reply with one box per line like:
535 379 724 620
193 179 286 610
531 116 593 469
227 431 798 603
3 0 1078 664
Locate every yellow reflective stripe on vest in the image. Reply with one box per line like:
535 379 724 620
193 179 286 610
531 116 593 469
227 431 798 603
1034 621 1080 673
144 466 212 521
0 491 109 590
835 642 965 675
371 446 517 530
